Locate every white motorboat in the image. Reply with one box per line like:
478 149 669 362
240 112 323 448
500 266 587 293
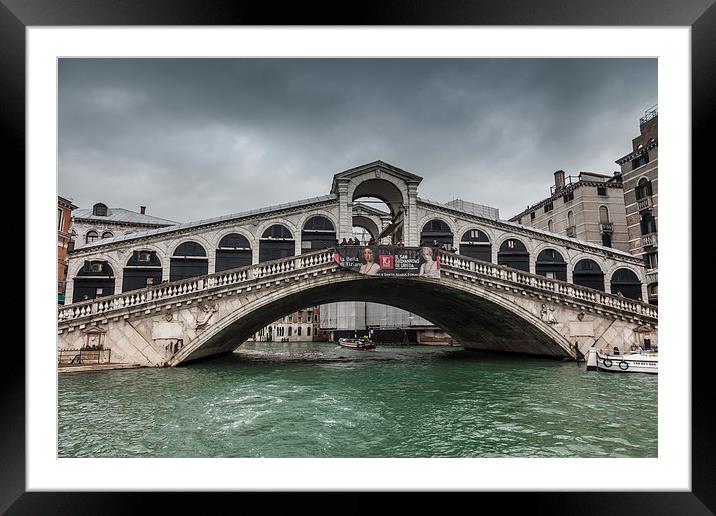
586 348 658 374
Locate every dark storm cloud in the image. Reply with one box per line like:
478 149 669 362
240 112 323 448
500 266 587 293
59 58 657 222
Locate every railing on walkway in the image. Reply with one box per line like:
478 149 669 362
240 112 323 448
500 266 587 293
58 349 112 365
58 249 336 322
438 251 658 320
58 247 657 324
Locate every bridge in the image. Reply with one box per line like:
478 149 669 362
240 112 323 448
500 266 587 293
59 160 657 366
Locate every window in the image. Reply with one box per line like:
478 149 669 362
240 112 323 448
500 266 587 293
563 191 574 203
543 202 553 213
58 209 63 231
599 206 610 224
567 211 575 227
530 211 536 220
631 152 649 170
635 178 653 199
547 220 553 232
85 230 99 243
288 327 293 337
102 231 114 239
298 327 302 336
92 203 108 216
640 212 657 235
597 186 607 196
644 252 658 269
602 234 612 248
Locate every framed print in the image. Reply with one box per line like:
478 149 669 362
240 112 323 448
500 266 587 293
5 0 711 513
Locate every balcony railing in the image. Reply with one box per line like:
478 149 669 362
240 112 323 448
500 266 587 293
566 226 577 238
600 223 613 234
637 196 652 211
642 233 658 248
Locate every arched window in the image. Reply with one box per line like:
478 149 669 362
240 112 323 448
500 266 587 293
567 211 575 227
260 224 295 262
610 268 642 300
459 229 491 262
85 230 99 243
420 219 453 247
298 327 302 336
599 206 609 224
92 203 108 216
301 216 336 253
636 178 653 200
547 219 554 232
216 233 252 272
102 231 114 239
573 259 605 291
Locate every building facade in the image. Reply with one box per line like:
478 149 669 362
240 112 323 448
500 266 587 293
254 305 329 342
616 106 658 305
509 171 628 252
58 196 78 304
72 203 177 246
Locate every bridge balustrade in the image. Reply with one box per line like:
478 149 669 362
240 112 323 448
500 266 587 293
58 249 336 323
58 248 656 324
437 250 657 320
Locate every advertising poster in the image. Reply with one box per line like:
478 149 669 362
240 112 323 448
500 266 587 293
333 245 441 278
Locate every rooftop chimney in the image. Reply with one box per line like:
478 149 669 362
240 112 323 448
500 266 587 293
140 206 146 214
554 170 565 192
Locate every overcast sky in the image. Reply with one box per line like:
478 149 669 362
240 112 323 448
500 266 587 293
59 58 656 223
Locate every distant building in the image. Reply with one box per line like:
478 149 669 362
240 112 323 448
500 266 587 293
254 306 329 342
319 302 453 345
58 195 78 304
72 203 177 246
615 106 658 305
509 170 628 252
444 199 500 220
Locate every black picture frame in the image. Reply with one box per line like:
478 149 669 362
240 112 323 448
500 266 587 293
5 0 709 513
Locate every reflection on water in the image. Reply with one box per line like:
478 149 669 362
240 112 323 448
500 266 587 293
58 342 657 458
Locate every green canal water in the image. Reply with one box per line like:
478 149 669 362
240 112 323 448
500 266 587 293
58 343 658 458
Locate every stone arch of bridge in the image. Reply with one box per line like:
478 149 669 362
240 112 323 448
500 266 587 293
170 272 577 366
348 177 407 218
351 215 382 241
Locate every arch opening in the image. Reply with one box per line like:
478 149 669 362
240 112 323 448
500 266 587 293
216 233 252 272
573 259 605 291
459 229 491 262
175 275 575 365
421 219 454 248
73 260 115 302
497 238 530 272
123 250 162 292
259 224 295 262
610 268 642 300
301 216 336 253
535 249 567 281
170 241 208 282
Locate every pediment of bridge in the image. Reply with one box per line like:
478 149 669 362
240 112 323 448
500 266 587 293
330 160 423 194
